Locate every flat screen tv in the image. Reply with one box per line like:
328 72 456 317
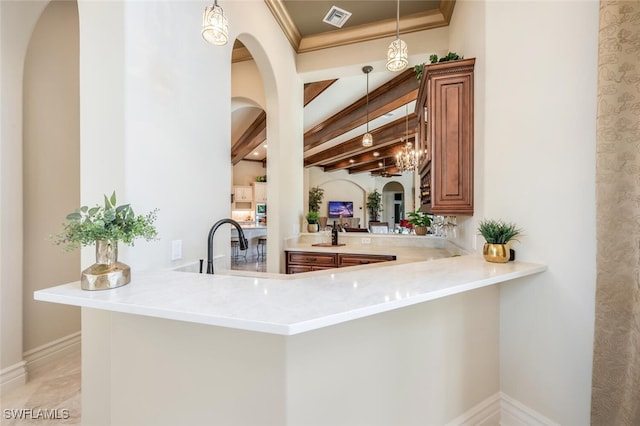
328 201 354 218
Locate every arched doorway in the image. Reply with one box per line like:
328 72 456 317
382 181 405 230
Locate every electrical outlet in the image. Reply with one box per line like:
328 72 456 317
171 240 182 261
361 238 371 244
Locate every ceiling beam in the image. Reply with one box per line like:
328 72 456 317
304 114 418 167
304 68 418 150
322 140 411 172
231 111 267 165
304 79 338 106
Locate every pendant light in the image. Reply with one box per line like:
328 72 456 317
362 65 373 147
202 0 229 46
386 0 408 72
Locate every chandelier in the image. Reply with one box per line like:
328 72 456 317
386 0 408 72
202 0 229 46
395 142 420 172
395 104 420 172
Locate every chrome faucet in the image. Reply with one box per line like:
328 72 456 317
206 219 248 274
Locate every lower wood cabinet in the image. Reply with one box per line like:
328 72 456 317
286 251 396 274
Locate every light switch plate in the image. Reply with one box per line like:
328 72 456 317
171 240 182 261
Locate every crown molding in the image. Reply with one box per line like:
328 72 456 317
263 0 302 52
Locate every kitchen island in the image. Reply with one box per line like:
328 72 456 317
35 238 546 425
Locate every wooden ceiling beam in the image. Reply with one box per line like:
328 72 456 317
231 111 267 165
304 114 418 167
304 79 338 106
303 69 419 150
322 140 411 172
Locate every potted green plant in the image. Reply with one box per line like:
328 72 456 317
52 191 158 290
306 211 320 233
477 219 522 263
407 210 431 235
366 189 382 223
308 186 324 213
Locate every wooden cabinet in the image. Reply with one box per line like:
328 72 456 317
253 182 267 203
232 185 253 210
286 251 396 274
337 253 396 268
416 58 475 216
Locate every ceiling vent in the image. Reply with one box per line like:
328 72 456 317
322 6 352 28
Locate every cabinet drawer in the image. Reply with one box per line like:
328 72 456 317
337 253 396 268
287 265 336 274
287 252 337 267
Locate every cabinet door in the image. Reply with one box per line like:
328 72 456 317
426 59 475 215
253 182 267 203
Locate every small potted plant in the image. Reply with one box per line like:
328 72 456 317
52 191 158 290
306 211 320 233
407 210 431 235
477 219 522 263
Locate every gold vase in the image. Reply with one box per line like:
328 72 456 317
483 243 510 263
81 240 131 290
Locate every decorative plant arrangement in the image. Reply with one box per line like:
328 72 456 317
414 52 464 81
407 210 431 235
52 192 158 290
477 219 522 263
53 192 158 251
366 189 383 222
256 175 267 182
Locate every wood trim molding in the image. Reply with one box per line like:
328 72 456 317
298 10 449 53
264 0 455 53
263 0 301 52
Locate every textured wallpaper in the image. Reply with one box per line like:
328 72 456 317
591 1 640 424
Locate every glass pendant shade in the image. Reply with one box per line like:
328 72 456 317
362 132 373 147
386 38 408 72
202 3 229 46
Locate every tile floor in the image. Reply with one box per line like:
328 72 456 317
1 351 81 425
231 252 266 273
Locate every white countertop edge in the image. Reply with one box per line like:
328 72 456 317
34 261 547 336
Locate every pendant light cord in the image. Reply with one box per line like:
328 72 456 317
396 0 400 40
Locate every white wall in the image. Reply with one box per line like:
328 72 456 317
450 1 598 424
306 167 416 228
0 0 48 390
23 0 80 352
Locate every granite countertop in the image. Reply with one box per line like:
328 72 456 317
35 234 546 335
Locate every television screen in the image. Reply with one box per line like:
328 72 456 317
328 201 354 218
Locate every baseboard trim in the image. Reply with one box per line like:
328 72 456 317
23 331 81 376
0 361 28 395
447 393 501 426
500 393 559 426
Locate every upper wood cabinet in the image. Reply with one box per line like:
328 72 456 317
416 58 475 216
253 182 267 203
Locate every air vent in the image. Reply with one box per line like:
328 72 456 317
322 6 352 28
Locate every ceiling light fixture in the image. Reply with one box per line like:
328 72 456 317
202 0 229 46
386 0 408 72
396 104 420 172
362 65 373 147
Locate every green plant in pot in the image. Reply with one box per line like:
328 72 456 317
366 189 383 223
308 186 324 213
477 219 522 263
407 210 431 235
52 191 158 290
306 211 320 233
